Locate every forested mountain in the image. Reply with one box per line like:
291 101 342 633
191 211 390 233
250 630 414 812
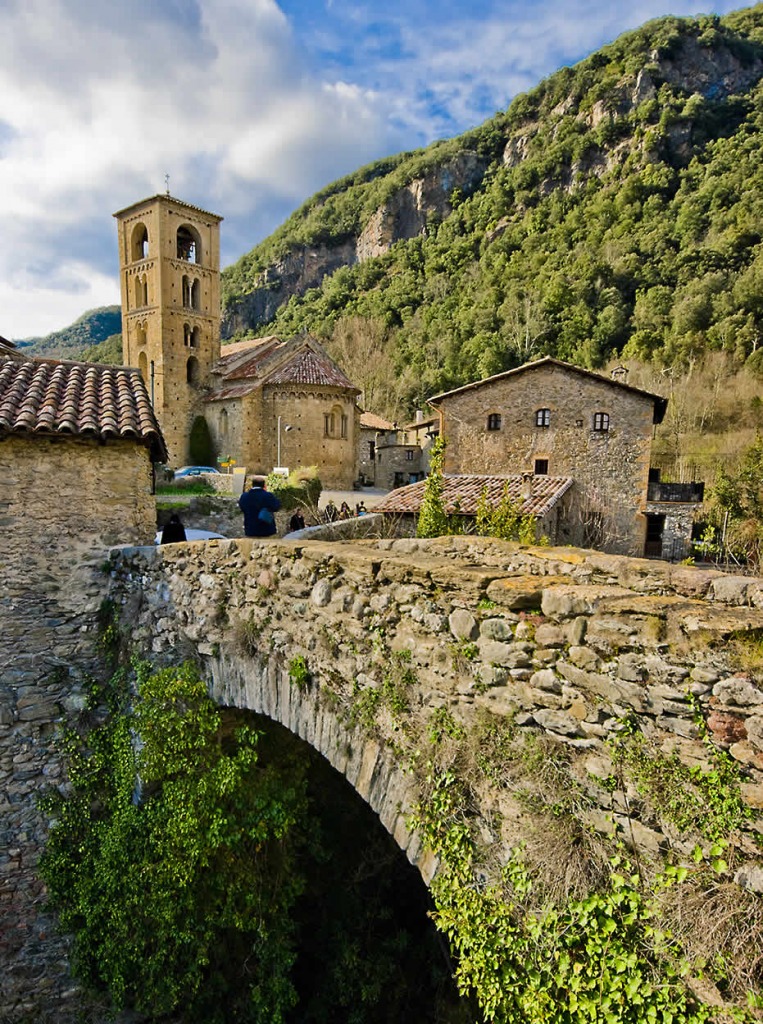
221 6 763 416
17 306 122 361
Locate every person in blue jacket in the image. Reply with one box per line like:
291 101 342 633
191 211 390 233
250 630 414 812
238 476 281 537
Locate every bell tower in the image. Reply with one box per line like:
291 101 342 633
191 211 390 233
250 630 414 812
113 193 223 466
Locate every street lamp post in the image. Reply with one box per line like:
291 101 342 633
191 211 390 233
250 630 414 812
277 415 293 469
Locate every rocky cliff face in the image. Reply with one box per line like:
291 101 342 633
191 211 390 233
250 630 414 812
222 239 357 338
502 34 763 182
221 151 486 338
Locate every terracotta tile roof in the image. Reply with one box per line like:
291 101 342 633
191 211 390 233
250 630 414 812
428 356 668 424
113 193 223 222
0 357 168 461
361 412 396 431
264 350 359 391
402 415 437 430
374 474 574 517
213 336 283 380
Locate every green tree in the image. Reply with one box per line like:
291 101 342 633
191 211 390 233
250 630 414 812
711 432 763 567
417 436 450 538
189 415 215 465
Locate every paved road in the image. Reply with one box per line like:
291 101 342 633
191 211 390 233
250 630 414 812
319 487 389 511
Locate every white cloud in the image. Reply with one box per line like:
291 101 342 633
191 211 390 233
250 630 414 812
0 0 749 337
0 0 390 337
0 265 120 341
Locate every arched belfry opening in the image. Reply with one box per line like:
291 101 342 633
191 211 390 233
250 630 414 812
131 223 149 262
177 225 201 264
187 356 200 384
182 276 201 310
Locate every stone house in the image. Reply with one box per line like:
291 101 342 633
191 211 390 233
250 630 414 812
420 356 701 558
0 353 166 1015
114 194 360 487
357 411 395 484
357 410 435 489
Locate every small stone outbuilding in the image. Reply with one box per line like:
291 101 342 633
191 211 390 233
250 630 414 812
0 354 166 1017
0 356 167 574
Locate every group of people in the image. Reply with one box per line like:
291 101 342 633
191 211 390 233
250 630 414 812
160 478 368 545
323 500 367 522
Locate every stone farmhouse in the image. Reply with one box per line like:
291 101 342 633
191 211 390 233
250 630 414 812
114 194 360 488
378 356 703 559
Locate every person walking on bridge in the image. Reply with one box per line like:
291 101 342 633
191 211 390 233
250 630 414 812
239 476 281 537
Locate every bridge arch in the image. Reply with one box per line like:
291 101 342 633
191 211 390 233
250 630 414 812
206 648 435 880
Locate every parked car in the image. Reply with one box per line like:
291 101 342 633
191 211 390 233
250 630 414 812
173 465 220 477
154 528 226 545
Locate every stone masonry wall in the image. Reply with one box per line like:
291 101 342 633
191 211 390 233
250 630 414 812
0 435 156 1021
437 364 657 556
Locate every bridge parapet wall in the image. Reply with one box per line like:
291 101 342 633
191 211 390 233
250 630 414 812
109 535 763 871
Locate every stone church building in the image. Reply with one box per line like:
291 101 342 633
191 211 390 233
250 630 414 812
114 193 360 487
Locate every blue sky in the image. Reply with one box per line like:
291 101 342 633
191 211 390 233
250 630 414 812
0 0 747 338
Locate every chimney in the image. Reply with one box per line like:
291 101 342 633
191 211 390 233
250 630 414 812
610 365 628 382
415 409 424 424
521 472 534 502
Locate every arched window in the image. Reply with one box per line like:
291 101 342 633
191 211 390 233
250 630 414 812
131 223 149 261
593 412 610 433
134 275 142 307
219 408 229 439
136 323 147 348
324 404 344 438
138 351 148 381
181 276 199 309
177 225 201 264
487 413 502 431
187 357 199 384
184 323 200 348
535 408 551 428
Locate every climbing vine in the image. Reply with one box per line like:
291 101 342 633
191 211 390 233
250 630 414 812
40 661 306 1023
409 763 760 1024
417 435 450 538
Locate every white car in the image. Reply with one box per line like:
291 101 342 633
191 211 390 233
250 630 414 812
173 466 221 477
155 528 226 544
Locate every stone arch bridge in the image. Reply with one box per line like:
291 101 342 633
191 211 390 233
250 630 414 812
109 534 763 879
